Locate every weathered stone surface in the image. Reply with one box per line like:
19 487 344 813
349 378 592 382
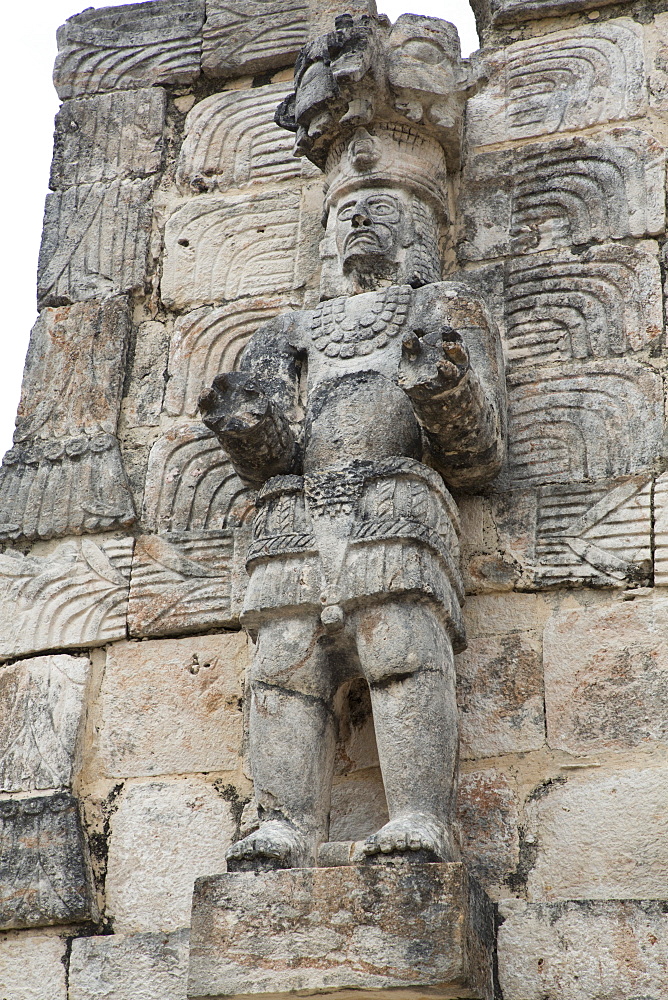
0 536 133 663
51 88 166 189
0 934 67 1000
99 634 247 778
456 632 544 759
468 20 646 147
471 0 636 30
0 791 93 929
533 475 653 587
0 298 135 541
504 361 663 489
544 597 668 753
128 530 249 636
188 864 494 1000
457 769 520 889
329 770 389 843
525 768 668 901
459 129 665 262
654 472 668 587
69 930 189 1000
0 654 89 793
142 424 253 533
121 320 171 429
166 297 301 418
161 190 319 309
498 899 668 1000
503 242 663 368
105 778 236 933
38 178 153 306
54 0 204 99
177 85 317 194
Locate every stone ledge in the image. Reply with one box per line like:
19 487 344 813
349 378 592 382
188 863 494 1000
471 0 634 31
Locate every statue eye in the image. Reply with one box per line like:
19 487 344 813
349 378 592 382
338 203 356 221
367 197 398 218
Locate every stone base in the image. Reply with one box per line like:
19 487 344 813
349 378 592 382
187 863 494 1000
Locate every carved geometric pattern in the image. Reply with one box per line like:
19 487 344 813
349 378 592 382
38 178 154 307
128 531 239 638
0 792 93 930
505 361 663 488
161 190 314 309
53 0 205 99
504 243 663 367
165 296 301 417
652 473 668 588
177 84 317 193
0 537 133 663
51 88 167 189
0 298 135 541
202 0 308 78
467 21 646 146
143 424 254 533
0 655 90 794
534 476 652 586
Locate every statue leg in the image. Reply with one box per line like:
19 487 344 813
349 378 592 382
227 611 336 870
354 597 459 863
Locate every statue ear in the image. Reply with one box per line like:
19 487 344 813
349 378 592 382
400 212 416 249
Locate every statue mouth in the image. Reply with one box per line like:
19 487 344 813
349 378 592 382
343 230 387 255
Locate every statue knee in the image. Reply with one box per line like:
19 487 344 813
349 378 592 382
355 600 448 686
250 613 333 702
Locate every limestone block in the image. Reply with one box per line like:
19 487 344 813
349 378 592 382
0 791 93 929
0 654 89 793
177 85 318 194
655 472 668 586
105 778 236 933
525 767 668 900
467 20 646 147
99 633 247 778
459 129 665 262
188 864 495 1000
544 598 668 753
503 242 663 368
0 299 135 541
0 537 133 663
143 423 254 533
127 531 246 637
533 475 653 587
54 0 205 99
504 361 663 489
38 178 153 307
456 632 545 759
330 771 389 842
471 0 635 30
463 593 550 640
498 899 668 1000
161 189 320 309
121 320 172 429
0 934 67 1000
51 88 166 189
69 930 189 1000
457 769 520 888
166 297 301 418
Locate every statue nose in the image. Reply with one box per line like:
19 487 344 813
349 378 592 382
351 212 371 227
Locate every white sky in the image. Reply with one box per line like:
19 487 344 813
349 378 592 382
0 0 478 460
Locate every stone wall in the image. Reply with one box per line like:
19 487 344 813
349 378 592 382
1 0 667 997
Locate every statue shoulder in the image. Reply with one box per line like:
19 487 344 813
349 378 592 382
412 280 492 322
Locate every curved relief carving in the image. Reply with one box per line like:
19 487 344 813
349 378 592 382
143 424 254 533
177 84 317 193
166 297 301 417
459 129 666 261
202 0 308 78
505 243 663 366
0 538 133 662
161 190 317 309
468 21 646 145
505 361 663 488
53 0 204 99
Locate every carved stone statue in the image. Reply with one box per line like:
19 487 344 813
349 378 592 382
199 13 506 870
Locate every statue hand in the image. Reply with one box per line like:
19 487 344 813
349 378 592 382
397 325 469 401
199 372 271 440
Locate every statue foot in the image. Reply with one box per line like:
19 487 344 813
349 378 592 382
226 820 308 872
361 814 454 863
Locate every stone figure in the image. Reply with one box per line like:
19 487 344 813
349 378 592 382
199 13 506 870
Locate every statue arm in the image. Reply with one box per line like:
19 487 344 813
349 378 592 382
398 284 506 490
199 316 302 488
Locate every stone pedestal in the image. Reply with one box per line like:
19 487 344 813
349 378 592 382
187 863 494 1000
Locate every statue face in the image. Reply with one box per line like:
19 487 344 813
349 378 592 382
335 189 406 271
